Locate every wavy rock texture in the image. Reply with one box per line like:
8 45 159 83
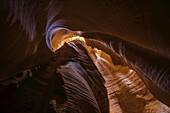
0 0 170 111
86 46 170 113
0 41 109 113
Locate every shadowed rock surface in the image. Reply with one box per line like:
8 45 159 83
0 0 170 112
0 41 109 113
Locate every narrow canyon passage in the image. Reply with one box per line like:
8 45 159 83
1 0 170 112
0 35 170 112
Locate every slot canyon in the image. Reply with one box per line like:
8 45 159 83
0 0 170 113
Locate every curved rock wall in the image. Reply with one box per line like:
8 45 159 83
0 0 170 108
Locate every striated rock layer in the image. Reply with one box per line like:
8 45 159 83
0 41 109 113
85 45 170 113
